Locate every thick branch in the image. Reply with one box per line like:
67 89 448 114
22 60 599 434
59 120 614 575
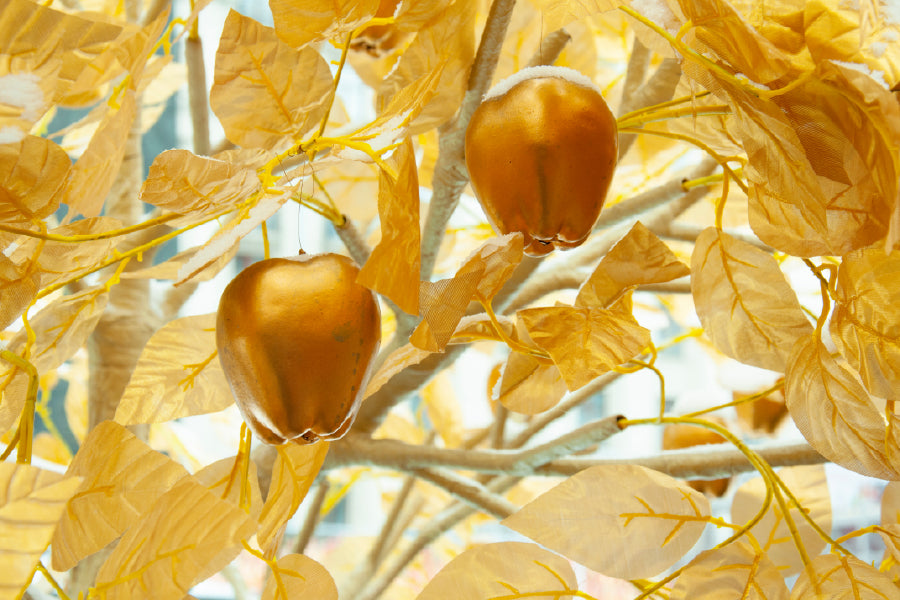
618 57 682 159
525 29 572 68
186 34 210 156
326 416 624 475
420 0 518 280
413 468 517 519
653 221 773 252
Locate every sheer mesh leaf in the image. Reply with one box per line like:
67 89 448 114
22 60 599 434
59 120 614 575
51 421 190 571
497 350 567 415
519 305 650 391
376 0 475 135
502 464 710 579
671 541 789 600
0 135 69 224
0 463 81 600
61 91 137 217
261 553 338 600
831 246 900 400
576 221 690 308
790 553 899 600
411 233 524 352
115 313 233 425
785 334 900 480
258 442 329 555
529 0 620 31
210 10 333 151
357 137 421 315
731 465 831 576
416 542 578 600
882 482 900 526
270 0 380 49
363 343 433 400
141 149 261 217
93 476 255 600
691 227 813 372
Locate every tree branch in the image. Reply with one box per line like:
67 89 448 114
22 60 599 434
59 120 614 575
294 479 329 555
186 32 210 156
413 467 517 519
326 416 624 475
525 29 572 68
618 57 682 159
420 0 518 280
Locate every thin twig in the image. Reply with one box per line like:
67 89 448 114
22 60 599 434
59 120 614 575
412 468 517 519
294 479 330 555
186 33 211 156
652 221 773 252
369 474 417 565
618 57 682 159
525 29 572 68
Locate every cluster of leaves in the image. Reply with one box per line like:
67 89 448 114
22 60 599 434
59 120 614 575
1 0 900 598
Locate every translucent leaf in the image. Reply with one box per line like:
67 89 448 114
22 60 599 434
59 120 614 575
691 227 813 372
421 370 463 448
363 343 433 400
51 421 190 571
831 246 900 400
0 370 29 438
882 481 900 526
0 255 40 330
0 463 81 600
529 0 620 31
789 553 899 600
93 476 256 600
61 90 137 217
518 306 650 391
785 334 900 480
357 137 421 315
416 542 578 600
677 0 792 84
410 233 524 352
731 465 831 577
671 541 789 600
502 464 710 579
376 0 475 134
258 442 329 555
141 149 261 217
576 221 690 308
747 63 899 256
10 216 123 288
176 192 288 285
270 0 379 49
211 10 333 150
0 135 70 224
196 455 263 523
261 553 338 600
115 313 233 425
497 350 567 415
312 159 379 223
6 286 108 373
120 242 239 282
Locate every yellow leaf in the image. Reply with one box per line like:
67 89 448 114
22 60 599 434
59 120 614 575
415 542 578 600
518 305 650 391
61 90 137 217
51 421 190 571
9 216 123 289
262 553 338 600
376 0 476 134
120 242 239 282
0 368 29 437
671 541 789 600
115 313 233 425
175 192 288 285
832 246 900 400
258 442 329 555
140 149 261 217
576 221 690 308
677 0 792 84
785 333 900 480
691 227 813 372
0 463 81 600
410 233 524 352
363 343 434 400
530 0 621 32
312 159 380 223
0 255 40 330
502 464 710 579
421 370 463 448
270 0 380 49
6 286 108 373
496 350 567 415
790 553 899 600
883 481 900 526
210 10 333 151
357 137 421 315
730 465 831 577
0 135 70 224
747 63 900 256
93 476 256 600
195 455 263 523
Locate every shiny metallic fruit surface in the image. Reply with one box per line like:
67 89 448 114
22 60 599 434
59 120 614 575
216 252 381 445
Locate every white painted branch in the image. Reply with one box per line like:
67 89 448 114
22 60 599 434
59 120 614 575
413 468 517 520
